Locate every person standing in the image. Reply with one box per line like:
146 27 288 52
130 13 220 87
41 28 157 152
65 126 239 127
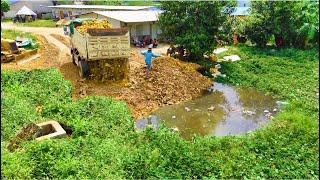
141 47 160 77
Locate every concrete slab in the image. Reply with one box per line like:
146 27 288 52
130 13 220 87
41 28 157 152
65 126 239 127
223 55 241 62
35 120 67 141
213 47 228 54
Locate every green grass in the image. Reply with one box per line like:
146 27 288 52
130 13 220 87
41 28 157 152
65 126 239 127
16 20 56 28
1 29 39 49
1 45 319 179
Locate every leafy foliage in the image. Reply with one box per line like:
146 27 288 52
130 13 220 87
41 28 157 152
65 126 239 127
1 0 10 13
158 1 232 59
1 47 319 178
244 1 319 48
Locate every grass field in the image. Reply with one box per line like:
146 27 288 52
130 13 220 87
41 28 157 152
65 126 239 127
16 20 56 28
2 29 39 49
1 46 319 179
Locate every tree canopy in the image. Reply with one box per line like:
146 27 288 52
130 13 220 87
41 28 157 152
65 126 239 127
158 1 234 60
244 1 319 48
1 0 10 13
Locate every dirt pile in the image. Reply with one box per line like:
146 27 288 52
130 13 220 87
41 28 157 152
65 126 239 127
7 123 40 152
50 34 70 48
119 57 212 118
88 58 129 82
1 35 61 70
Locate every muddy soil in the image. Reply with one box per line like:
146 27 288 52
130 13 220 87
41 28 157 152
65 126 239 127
7 123 40 152
50 34 71 48
1 35 61 70
2 33 212 119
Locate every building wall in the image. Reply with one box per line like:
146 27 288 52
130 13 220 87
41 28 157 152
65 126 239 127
78 13 161 39
78 13 121 28
4 0 53 18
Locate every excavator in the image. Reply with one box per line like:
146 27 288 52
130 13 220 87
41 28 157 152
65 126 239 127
1 38 38 63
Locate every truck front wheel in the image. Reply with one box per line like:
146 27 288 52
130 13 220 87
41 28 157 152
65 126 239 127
78 60 90 78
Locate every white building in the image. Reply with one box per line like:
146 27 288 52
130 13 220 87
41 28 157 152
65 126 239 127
4 0 54 18
48 5 162 42
48 5 154 20
79 10 162 40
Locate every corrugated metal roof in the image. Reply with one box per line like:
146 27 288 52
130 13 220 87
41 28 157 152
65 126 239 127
230 7 251 16
47 5 154 11
92 10 163 23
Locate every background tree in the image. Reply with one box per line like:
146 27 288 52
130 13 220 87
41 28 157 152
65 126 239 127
158 1 233 60
244 1 319 48
1 0 10 17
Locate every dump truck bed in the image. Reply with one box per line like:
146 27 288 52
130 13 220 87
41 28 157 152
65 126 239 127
71 28 130 61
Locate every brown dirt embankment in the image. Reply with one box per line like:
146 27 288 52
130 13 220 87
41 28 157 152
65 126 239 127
68 57 212 119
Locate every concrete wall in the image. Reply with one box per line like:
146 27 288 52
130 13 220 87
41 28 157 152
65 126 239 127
78 13 162 39
78 13 121 28
4 0 53 18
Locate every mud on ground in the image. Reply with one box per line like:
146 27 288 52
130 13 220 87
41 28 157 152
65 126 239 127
50 34 71 48
2 34 212 120
1 35 61 70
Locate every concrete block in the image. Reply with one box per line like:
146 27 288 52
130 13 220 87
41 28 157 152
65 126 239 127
35 120 67 141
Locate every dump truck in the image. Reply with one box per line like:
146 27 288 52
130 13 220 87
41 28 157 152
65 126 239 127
1 39 38 63
69 19 131 81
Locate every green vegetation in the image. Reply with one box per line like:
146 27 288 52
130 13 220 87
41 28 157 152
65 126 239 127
2 29 39 49
158 1 235 59
244 1 319 48
1 46 319 178
16 20 57 28
1 0 10 13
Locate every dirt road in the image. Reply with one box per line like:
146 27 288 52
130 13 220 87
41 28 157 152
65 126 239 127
1 25 212 119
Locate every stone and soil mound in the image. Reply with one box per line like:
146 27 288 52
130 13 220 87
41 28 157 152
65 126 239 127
117 57 212 118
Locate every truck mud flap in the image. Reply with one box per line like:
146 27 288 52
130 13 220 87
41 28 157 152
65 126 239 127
79 60 90 78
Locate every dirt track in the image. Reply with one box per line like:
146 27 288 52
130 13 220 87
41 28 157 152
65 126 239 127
1 24 212 119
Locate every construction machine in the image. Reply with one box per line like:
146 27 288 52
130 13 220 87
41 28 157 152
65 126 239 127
1 39 38 63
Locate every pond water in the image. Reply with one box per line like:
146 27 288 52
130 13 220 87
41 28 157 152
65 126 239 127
136 83 279 139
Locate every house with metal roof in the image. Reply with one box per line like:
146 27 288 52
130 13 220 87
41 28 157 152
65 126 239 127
78 10 163 41
4 0 54 18
48 5 155 20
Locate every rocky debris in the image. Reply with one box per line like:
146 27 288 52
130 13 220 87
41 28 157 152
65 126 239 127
223 55 241 62
184 107 191 112
215 64 221 69
264 110 270 113
213 47 228 54
7 123 40 152
242 110 256 115
77 79 88 98
119 57 212 119
87 58 129 82
208 106 215 111
231 107 241 112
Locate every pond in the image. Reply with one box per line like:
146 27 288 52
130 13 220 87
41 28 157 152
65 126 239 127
136 82 279 139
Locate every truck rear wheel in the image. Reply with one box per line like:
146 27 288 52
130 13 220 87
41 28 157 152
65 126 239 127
79 60 89 78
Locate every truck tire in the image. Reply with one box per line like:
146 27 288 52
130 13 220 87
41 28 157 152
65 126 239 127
78 60 89 78
71 48 76 65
